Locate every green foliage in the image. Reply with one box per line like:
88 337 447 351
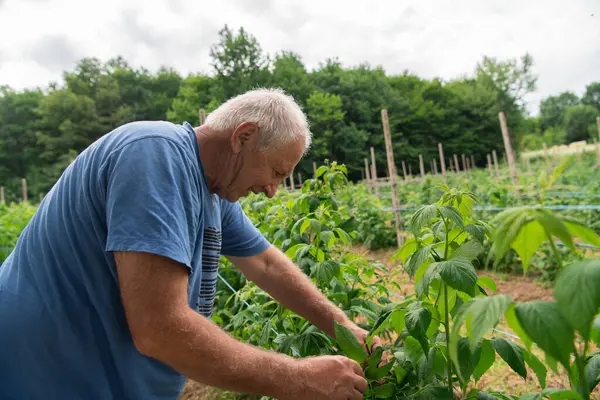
564 104 599 143
0 202 37 262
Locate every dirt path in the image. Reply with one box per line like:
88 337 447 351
179 246 572 399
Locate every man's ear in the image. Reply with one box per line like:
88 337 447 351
230 122 260 154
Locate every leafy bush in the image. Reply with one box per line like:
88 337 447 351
0 202 37 262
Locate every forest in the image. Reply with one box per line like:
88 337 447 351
1 25 599 203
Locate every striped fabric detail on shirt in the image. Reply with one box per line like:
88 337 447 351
196 227 222 317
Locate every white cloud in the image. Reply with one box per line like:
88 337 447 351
0 0 598 114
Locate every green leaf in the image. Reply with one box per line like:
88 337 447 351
259 319 272 346
410 204 439 234
476 392 512 400
539 388 583 399
491 337 527 380
394 365 407 384
310 260 340 286
333 228 352 244
511 220 547 274
406 245 433 278
457 337 482 380
333 321 367 364
490 207 533 266
405 304 432 354
554 259 600 341
563 218 600 247
392 238 418 264
584 353 600 393
284 243 308 260
320 230 334 249
308 218 321 235
369 310 393 337
473 339 496 382
534 210 575 251
450 295 513 379
299 218 311 236
505 304 533 350
390 309 406 335
365 382 394 398
452 240 484 260
514 301 575 371
315 165 327 178
477 276 497 294
465 223 486 243
439 206 464 229
366 359 395 381
438 257 478 296
403 336 424 364
522 349 547 388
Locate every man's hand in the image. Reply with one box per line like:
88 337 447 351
345 325 388 366
280 355 368 400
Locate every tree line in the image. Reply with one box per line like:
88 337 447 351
1 25 598 203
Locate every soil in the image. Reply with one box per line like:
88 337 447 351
178 245 584 400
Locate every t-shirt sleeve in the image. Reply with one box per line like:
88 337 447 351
220 200 270 257
102 137 200 271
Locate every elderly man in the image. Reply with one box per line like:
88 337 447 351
0 88 379 400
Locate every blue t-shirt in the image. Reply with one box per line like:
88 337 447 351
0 121 270 399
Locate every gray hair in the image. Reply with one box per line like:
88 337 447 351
204 88 312 152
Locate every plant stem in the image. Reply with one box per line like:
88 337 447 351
547 233 564 270
443 283 453 394
575 342 590 400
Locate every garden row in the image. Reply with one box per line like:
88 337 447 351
2 162 600 399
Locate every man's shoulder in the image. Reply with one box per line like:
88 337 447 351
103 120 194 152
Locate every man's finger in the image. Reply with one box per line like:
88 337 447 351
353 375 368 393
349 359 363 376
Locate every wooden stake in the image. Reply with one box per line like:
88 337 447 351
492 150 500 175
462 154 468 172
453 153 460 173
381 109 403 247
470 155 475 169
297 173 303 186
0 186 4 204
199 108 206 125
597 116 600 142
408 164 412 178
542 143 550 173
364 158 372 191
289 170 295 191
401 160 408 180
498 111 519 190
419 154 425 180
433 159 438 175
21 178 27 203
595 139 600 167
313 161 317 177
370 147 379 196
438 143 447 183
487 153 493 175
449 159 454 172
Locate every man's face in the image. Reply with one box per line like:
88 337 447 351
220 123 306 202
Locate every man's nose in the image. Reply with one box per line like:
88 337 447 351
265 184 278 198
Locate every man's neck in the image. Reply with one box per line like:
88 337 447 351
194 126 231 194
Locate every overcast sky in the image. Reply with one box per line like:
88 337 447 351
0 0 598 114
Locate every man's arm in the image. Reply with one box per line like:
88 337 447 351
114 251 298 398
226 245 367 341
